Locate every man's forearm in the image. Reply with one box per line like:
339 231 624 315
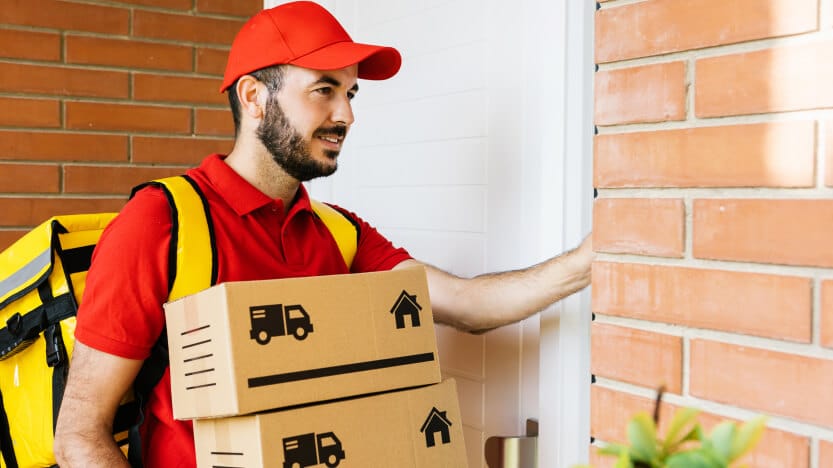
421 236 594 333
53 426 130 468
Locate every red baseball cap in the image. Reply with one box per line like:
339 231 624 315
220 1 402 92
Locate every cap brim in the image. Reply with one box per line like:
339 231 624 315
290 41 402 80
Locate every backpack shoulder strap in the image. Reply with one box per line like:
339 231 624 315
132 175 217 302
310 200 358 269
127 174 216 468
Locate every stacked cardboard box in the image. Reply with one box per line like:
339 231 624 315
165 266 468 467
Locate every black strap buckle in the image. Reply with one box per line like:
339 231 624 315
44 322 66 368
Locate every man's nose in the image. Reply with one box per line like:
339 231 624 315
332 95 355 126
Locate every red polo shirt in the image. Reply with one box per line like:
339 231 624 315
75 154 411 468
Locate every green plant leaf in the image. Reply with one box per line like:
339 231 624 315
666 449 727 468
708 421 736 462
627 412 658 462
614 448 635 468
663 407 701 452
728 416 767 462
598 443 628 457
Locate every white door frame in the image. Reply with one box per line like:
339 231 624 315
533 0 595 465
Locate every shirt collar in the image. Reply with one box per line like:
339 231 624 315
200 154 313 216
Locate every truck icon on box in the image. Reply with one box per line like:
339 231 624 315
249 304 314 344
282 432 345 468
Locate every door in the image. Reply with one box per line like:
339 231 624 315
264 0 594 466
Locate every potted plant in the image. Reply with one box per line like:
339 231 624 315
576 388 767 468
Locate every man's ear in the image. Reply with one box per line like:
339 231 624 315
236 75 266 120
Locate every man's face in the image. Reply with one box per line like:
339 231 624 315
257 65 359 182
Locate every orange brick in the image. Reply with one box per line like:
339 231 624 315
0 131 127 162
196 47 229 76
593 198 684 257
821 440 833 468
0 28 61 61
133 74 227 106
825 121 833 187
0 163 59 193
132 136 233 165
591 323 682 393
591 386 809 467
109 0 191 10
0 197 125 227
594 62 686 126
0 97 60 128
64 165 185 195
1 0 129 34
133 10 244 46
195 108 234 136
592 262 812 342
822 281 833 349
596 0 817 63
66 102 192 134
696 40 833 117
693 199 833 268
0 231 26 250
0 63 128 99
66 36 193 72
691 339 833 428
196 0 263 17
594 122 815 188
588 447 615 468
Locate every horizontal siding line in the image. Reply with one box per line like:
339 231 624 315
356 87 487 111
355 0 478 33
381 227 485 237
596 28 833 70
594 188 833 199
594 377 833 440
352 135 486 150
596 108 833 134
355 183 488 189
375 226 486 235
594 253 832 277
593 315 833 360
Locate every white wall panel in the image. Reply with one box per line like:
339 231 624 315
350 90 487 147
381 230 484 277
354 138 487 187
356 186 484 232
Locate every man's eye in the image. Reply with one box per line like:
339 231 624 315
347 92 356 100
315 87 332 96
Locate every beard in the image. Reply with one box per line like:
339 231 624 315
256 93 345 182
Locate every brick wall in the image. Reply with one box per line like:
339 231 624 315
0 0 262 250
591 0 833 466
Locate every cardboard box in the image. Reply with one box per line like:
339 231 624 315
165 266 441 420
194 379 468 468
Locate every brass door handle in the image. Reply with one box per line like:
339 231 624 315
484 419 538 468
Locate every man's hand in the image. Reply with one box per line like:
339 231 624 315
54 342 142 467
397 233 595 333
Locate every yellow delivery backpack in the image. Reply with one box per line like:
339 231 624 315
0 175 358 468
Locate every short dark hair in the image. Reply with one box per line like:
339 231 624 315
227 64 286 135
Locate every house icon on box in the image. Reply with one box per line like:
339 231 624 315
420 407 452 447
390 290 422 329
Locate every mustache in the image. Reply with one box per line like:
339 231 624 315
314 125 347 138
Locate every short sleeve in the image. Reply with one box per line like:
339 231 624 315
334 207 412 273
74 186 173 360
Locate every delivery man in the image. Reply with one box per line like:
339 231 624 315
53 2 594 466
